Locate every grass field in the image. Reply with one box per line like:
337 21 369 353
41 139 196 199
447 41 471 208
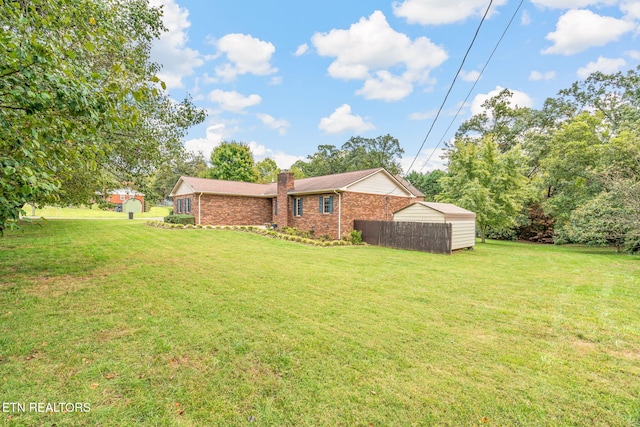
1 220 639 426
21 205 171 219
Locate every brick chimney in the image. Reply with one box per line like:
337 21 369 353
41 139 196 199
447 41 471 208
275 170 294 228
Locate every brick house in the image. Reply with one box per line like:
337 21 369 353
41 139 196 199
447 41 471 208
169 168 423 239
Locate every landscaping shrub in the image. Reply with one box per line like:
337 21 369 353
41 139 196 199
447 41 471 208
164 214 195 225
343 230 363 245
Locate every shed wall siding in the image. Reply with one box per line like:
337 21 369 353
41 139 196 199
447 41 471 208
393 205 445 223
451 220 476 250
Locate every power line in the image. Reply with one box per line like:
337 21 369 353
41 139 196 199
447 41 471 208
405 0 495 175
417 0 525 174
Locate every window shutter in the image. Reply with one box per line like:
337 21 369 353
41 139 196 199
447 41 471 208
329 196 334 213
299 198 303 216
319 196 323 213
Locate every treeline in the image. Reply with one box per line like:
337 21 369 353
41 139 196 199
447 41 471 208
144 134 405 203
419 67 639 251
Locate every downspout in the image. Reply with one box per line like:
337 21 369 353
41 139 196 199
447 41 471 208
198 193 203 225
333 190 342 238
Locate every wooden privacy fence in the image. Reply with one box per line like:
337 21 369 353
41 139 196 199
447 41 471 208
354 220 452 255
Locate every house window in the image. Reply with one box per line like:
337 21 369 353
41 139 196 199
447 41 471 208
293 197 303 217
185 197 191 214
273 199 278 216
178 199 183 213
319 195 334 214
119 194 125 201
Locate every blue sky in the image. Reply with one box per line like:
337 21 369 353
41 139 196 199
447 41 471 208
148 0 640 174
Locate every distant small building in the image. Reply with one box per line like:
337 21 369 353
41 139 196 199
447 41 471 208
105 188 145 213
393 202 476 250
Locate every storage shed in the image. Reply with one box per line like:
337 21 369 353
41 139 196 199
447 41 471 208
393 202 476 250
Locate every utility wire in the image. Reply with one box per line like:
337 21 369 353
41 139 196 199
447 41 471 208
417 0 525 174
405 0 494 175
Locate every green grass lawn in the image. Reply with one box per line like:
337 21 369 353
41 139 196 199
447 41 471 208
21 205 171 219
1 220 639 426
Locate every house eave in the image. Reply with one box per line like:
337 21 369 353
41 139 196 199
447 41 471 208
288 188 346 196
189 191 275 198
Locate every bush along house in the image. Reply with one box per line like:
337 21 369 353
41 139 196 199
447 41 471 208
169 168 424 239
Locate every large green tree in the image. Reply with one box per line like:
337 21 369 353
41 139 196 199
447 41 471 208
404 170 446 201
560 174 640 252
438 136 529 243
295 134 405 177
254 158 280 183
456 88 534 152
208 142 258 182
0 0 205 233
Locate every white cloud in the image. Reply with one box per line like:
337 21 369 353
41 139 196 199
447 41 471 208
208 90 261 113
392 0 507 25
149 0 203 89
183 123 228 159
529 70 556 81
542 9 634 55
531 0 619 8
269 76 283 86
626 50 640 60
256 113 290 136
460 70 481 82
409 102 467 120
295 44 309 56
621 1 640 20
212 33 277 82
409 110 437 120
521 10 532 25
247 142 304 169
577 56 627 79
311 11 447 101
471 86 534 116
401 147 449 174
318 104 376 134
355 71 414 101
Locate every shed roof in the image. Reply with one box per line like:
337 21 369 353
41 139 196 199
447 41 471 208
394 201 476 221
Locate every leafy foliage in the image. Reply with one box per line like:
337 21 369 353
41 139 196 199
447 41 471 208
163 214 196 225
438 136 529 243
208 142 258 182
405 170 446 201
443 66 640 250
295 134 404 177
148 152 208 205
255 158 280 183
0 0 205 233
559 174 640 252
